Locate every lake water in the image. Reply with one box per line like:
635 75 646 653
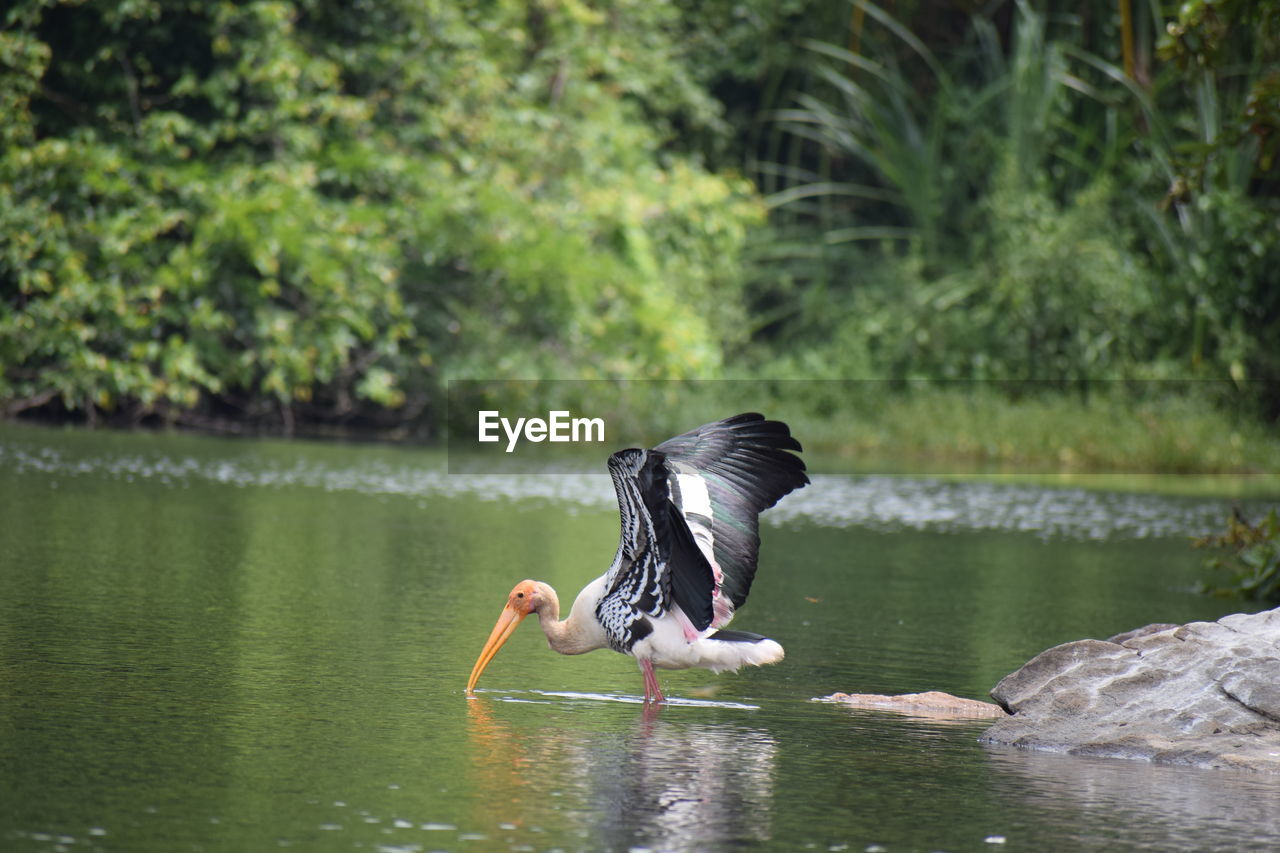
3 422 1279 852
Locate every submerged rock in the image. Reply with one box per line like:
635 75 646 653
821 690 1006 720
980 608 1280 773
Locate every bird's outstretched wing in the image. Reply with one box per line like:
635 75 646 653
596 414 807 649
656 413 808 624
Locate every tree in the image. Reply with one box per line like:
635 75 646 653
0 0 762 431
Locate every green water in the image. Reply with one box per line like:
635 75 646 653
3 422 1279 852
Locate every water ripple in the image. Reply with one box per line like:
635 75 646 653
1 438 1271 541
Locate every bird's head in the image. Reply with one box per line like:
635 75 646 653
505 579 543 616
465 579 543 695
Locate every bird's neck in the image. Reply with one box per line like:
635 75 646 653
535 581 607 655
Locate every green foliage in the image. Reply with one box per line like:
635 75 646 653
752 3 1163 386
1157 0 1280 175
1127 0 1280 393
815 175 1158 385
750 0 1280 417
763 2 1095 271
1195 509 1280 604
0 0 762 429
760 381 1280 477
4 0 1279 454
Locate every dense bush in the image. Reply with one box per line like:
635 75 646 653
1196 509 1280 604
0 0 761 430
750 0 1280 413
2 0 1277 437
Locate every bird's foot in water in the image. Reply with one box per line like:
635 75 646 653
639 658 666 705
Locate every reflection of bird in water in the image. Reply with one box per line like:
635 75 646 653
463 699 536 824
594 717 778 850
467 413 808 704
465 699 777 851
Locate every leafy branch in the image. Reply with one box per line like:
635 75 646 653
1194 509 1280 604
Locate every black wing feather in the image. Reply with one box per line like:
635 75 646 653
658 495 716 629
598 414 806 650
655 413 808 610
598 448 717 646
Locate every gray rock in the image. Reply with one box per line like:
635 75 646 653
980 607 1280 773
820 690 1006 719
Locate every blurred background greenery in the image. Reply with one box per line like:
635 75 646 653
1 0 1277 471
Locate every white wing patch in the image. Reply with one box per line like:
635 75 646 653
673 469 734 628
675 471 712 518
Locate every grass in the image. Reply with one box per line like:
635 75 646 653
15 378 1280 498
769 384 1280 495
541 377 1280 494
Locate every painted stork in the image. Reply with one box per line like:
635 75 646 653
465 412 808 704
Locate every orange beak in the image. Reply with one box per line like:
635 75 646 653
465 604 527 695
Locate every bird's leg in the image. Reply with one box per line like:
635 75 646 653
642 659 658 704
639 658 665 705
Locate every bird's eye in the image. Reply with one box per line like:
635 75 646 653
516 592 525 599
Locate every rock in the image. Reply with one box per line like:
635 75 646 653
821 690 1007 720
1105 622 1178 644
980 607 1280 773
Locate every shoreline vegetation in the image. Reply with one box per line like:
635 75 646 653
10 383 1280 498
3 0 1277 491
790 386 1280 480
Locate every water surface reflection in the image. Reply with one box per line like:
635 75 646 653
4 423 1275 853
986 745 1280 850
467 696 777 851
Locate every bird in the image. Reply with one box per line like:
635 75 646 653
465 412 808 705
